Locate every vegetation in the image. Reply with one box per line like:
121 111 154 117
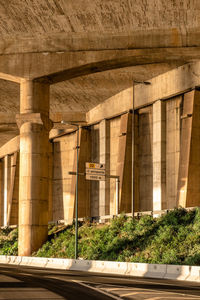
0 227 18 255
35 208 200 265
2 208 200 265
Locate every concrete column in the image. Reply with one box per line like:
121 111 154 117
153 100 166 211
16 79 51 256
99 119 110 216
177 90 200 207
117 113 132 213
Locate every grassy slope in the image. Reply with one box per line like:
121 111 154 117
2 208 200 265
36 208 200 265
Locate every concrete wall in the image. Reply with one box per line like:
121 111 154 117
50 114 132 221
109 117 120 215
53 133 76 222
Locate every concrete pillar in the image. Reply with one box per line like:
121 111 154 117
177 90 200 207
166 96 181 209
117 113 132 213
99 119 110 216
153 100 166 211
138 107 153 211
16 79 51 256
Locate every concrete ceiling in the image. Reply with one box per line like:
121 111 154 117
1 0 200 146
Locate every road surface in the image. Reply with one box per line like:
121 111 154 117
0 264 200 299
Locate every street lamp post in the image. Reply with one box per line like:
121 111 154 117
61 121 79 259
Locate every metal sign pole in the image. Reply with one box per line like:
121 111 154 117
116 177 119 215
75 126 79 260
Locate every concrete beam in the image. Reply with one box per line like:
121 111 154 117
0 73 21 84
50 112 86 124
0 136 19 159
0 113 17 125
135 62 200 108
87 87 133 124
34 48 189 84
87 62 200 125
1 29 200 55
0 47 196 83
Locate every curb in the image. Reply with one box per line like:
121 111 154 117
0 255 199 282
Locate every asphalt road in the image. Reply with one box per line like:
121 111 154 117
0 264 200 299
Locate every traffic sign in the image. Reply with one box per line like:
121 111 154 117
86 169 105 175
86 174 106 181
85 162 105 170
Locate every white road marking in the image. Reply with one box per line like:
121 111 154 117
146 297 200 300
104 287 128 291
120 291 165 297
0 275 21 282
69 278 200 300
120 291 142 296
72 280 122 300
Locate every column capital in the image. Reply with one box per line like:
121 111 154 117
16 113 53 131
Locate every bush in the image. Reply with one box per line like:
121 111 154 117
0 228 18 255
3 208 200 266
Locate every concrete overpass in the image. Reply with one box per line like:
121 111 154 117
1 0 200 256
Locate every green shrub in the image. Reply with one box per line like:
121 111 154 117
33 208 200 265
2 208 200 266
0 228 18 255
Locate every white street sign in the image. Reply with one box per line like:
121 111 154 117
86 169 105 175
86 174 106 181
85 162 105 170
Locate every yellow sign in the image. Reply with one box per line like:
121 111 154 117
85 162 105 170
89 163 95 168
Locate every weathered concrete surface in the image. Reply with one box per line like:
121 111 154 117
17 80 51 256
138 107 153 212
117 113 132 213
0 0 200 55
1 1 200 146
166 96 181 209
1 1 200 255
99 120 110 216
177 90 200 208
153 101 166 211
